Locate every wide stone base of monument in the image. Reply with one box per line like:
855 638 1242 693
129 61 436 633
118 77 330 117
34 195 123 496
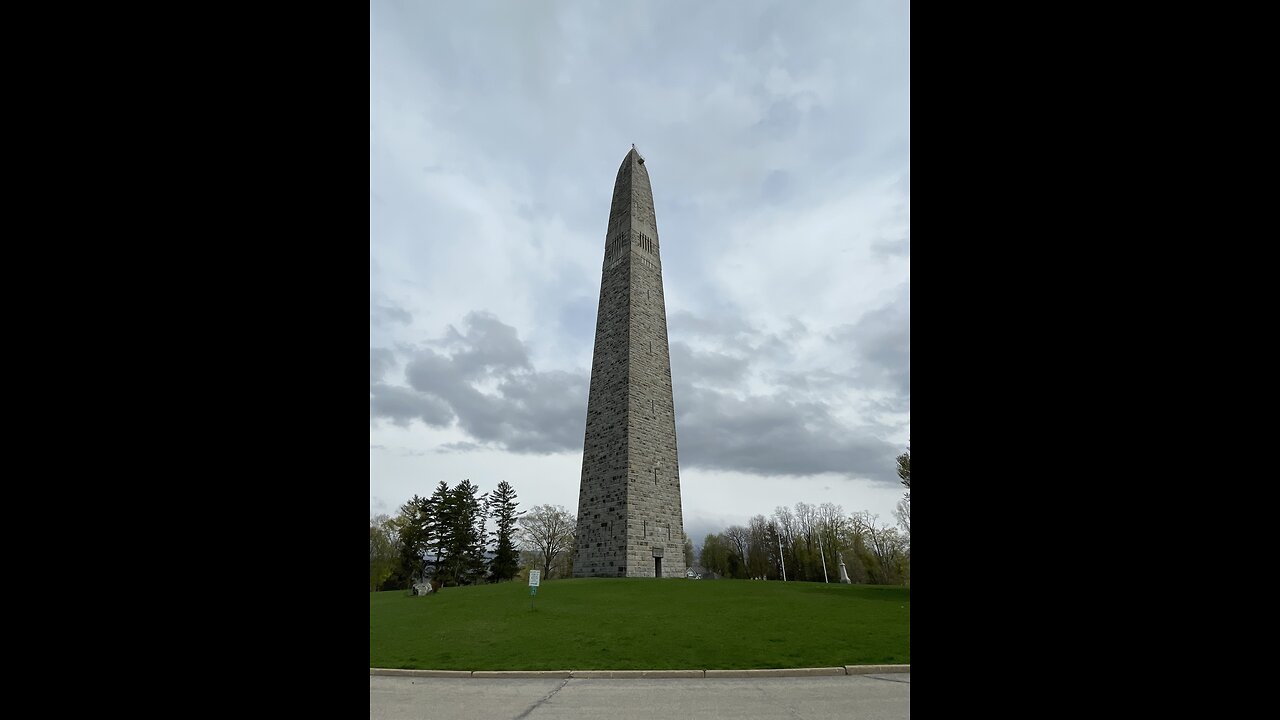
573 547 687 578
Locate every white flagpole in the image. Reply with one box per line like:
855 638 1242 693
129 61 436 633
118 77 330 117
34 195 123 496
819 535 829 583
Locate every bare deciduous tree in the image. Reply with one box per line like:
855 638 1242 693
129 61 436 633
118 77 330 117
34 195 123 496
518 504 576 579
853 511 907 584
370 514 401 591
723 525 750 574
747 515 773 579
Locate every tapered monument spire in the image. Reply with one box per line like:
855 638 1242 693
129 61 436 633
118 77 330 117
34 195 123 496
573 147 685 578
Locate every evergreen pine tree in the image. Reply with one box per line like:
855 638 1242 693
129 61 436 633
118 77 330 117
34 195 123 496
486 481 521 582
437 480 488 585
424 481 451 581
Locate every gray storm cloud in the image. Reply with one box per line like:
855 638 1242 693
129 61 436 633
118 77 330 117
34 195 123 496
367 299 908 485
371 312 588 454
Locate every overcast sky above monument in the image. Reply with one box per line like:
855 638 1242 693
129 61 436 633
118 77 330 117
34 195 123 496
370 1 910 545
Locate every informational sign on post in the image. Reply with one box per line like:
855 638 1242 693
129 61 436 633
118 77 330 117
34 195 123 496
528 570 541 609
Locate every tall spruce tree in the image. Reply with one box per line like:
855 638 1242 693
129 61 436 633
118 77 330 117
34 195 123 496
436 480 488 585
486 481 521 582
896 445 910 498
424 481 451 579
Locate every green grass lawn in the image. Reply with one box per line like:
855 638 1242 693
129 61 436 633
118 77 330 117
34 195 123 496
370 578 909 670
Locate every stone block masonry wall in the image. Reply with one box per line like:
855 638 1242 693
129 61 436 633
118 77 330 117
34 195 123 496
575 148 686 578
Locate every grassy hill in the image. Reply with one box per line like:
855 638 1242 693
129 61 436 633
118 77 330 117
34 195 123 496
370 577 909 670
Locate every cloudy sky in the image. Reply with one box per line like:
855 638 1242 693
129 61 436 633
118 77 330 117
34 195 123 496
370 1 909 546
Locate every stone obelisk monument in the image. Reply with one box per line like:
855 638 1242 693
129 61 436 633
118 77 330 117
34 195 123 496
573 146 686 578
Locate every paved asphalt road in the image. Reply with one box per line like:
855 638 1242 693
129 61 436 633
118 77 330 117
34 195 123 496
370 673 910 719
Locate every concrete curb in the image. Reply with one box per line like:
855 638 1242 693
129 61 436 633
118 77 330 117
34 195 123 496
572 669 704 679
705 667 845 678
370 669 473 678
470 670 572 678
371 665 909 679
844 664 911 675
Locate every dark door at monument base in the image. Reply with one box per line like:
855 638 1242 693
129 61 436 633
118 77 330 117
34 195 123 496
655 557 662 577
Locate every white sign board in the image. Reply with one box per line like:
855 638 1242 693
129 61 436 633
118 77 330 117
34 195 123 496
528 570 541 587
